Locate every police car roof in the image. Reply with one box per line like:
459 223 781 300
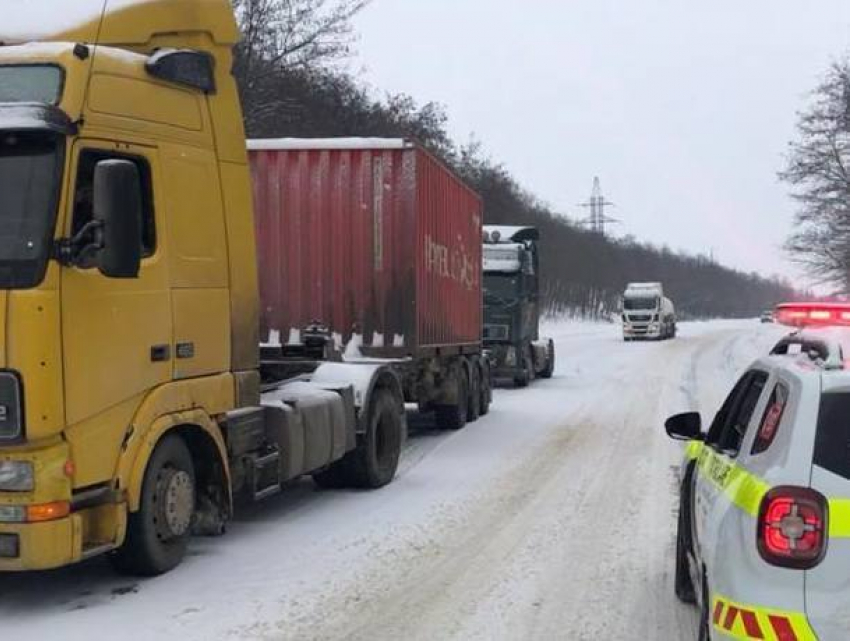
768 326 850 380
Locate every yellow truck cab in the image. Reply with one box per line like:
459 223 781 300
0 0 406 575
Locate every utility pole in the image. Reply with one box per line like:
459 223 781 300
579 177 619 236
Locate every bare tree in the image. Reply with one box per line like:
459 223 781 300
781 60 850 290
232 0 369 129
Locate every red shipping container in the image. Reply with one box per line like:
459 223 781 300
248 139 483 358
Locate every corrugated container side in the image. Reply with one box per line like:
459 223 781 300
415 150 482 349
250 143 481 357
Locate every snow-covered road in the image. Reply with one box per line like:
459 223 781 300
2 320 788 641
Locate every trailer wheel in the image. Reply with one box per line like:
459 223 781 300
110 435 195 576
436 367 468 430
479 363 491 416
539 339 555 379
467 363 481 422
314 388 402 489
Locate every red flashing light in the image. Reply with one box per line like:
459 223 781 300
775 302 850 328
757 486 827 569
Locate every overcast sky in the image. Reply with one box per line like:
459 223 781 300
353 1 850 286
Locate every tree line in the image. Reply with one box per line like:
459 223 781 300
232 0 800 319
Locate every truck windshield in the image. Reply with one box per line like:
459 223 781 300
0 131 63 288
0 65 64 105
624 296 659 311
484 274 520 303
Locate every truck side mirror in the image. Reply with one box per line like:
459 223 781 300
93 159 142 279
665 412 703 441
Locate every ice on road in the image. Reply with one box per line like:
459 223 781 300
0 320 787 640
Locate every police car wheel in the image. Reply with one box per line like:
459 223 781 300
674 504 696 603
698 574 711 641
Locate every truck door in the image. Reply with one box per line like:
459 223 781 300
60 141 172 488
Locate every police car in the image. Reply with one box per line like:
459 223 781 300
666 303 850 640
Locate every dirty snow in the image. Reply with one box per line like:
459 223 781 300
0 319 787 640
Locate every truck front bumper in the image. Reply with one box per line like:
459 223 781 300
483 343 522 379
623 324 662 340
0 515 82 571
0 438 88 572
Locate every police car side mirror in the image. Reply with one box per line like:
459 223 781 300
665 412 703 441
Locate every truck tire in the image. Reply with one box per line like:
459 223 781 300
436 367 468 430
110 435 196 576
479 364 491 416
539 339 555 379
514 354 532 388
467 363 481 423
314 388 402 489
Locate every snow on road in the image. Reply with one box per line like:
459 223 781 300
1 319 787 641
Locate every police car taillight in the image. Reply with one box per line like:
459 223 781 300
757 487 827 569
775 302 850 328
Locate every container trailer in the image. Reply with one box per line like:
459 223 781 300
249 139 491 428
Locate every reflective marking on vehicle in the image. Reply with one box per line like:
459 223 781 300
827 498 850 538
685 440 703 461
712 594 816 640
695 445 769 518
685 442 850 537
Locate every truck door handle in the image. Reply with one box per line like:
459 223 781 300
150 345 171 362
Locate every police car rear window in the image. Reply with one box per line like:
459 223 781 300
752 383 789 455
814 393 850 480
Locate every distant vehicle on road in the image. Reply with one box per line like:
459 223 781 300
666 302 850 640
760 310 775 323
482 226 555 387
621 282 677 341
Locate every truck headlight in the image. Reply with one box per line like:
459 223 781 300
0 506 25 523
505 347 517 367
0 372 23 441
0 461 34 492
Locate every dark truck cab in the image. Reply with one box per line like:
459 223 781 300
482 226 555 386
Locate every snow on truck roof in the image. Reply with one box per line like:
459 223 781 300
247 138 413 151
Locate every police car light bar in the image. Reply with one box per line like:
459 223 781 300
774 302 850 328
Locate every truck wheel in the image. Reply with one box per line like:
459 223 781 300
539 339 555 379
436 368 468 430
479 364 491 416
110 435 195 576
514 355 532 388
467 364 481 422
314 388 402 489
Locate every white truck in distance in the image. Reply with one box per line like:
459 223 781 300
622 282 677 341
